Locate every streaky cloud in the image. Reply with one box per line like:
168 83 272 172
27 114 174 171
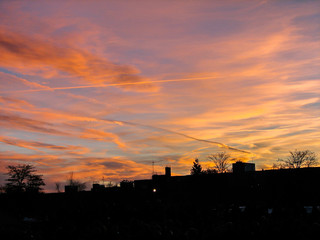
102 118 251 154
0 136 89 154
0 76 219 93
0 28 157 92
0 112 66 136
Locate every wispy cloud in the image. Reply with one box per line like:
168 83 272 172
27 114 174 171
0 151 154 191
0 136 89 155
0 28 158 92
102 118 251 154
0 112 66 136
80 129 127 150
0 0 319 191
0 76 219 93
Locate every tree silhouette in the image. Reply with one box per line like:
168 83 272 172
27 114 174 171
0 185 5 194
55 182 62 193
202 168 218 175
5 164 45 193
191 158 203 175
208 152 231 173
66 172 87 191
277 150 318 168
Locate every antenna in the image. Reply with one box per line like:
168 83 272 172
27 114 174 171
152 161 155 175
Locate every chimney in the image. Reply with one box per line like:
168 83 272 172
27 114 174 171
165 166 171 177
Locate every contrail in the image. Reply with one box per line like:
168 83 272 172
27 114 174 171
1 73 250 154
1 76 219 93
102 118 251 154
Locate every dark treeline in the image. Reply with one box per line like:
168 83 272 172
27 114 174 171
1 149 319 239
1 174 320 240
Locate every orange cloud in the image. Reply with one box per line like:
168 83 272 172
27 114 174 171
0 95 34 109
0 112 66 136
0 136 89 155
0 111 128 151
0 95 130 151
1 76 219 93
80 129 127 150
1 93 249 154
0 72 50 92
0 1 319 191
0 27 158 92
0 151 154 192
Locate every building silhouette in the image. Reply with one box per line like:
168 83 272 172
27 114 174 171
2 162 320 239
232 161 255 174
133 163 320 205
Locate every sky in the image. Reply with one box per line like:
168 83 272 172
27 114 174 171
0 0 319 192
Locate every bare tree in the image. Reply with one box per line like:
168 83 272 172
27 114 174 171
208 152 231 173
55 182 61 193
277 150 318 169
66 172 87 191
106 181 115 188
202 168 218 175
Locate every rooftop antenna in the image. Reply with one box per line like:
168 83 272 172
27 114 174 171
151 159 165 176
152 161 155 175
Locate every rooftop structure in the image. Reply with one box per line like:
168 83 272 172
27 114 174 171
232 161 255 174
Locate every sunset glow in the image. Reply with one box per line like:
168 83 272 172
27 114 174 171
0 0 319 192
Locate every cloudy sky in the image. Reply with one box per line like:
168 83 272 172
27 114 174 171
0 0 319 192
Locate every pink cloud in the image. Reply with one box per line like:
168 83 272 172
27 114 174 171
0 136 89 155
0 0 319 191
0 27 158 92
0 151 154 192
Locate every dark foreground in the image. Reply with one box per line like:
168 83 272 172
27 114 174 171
1 190 320 240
